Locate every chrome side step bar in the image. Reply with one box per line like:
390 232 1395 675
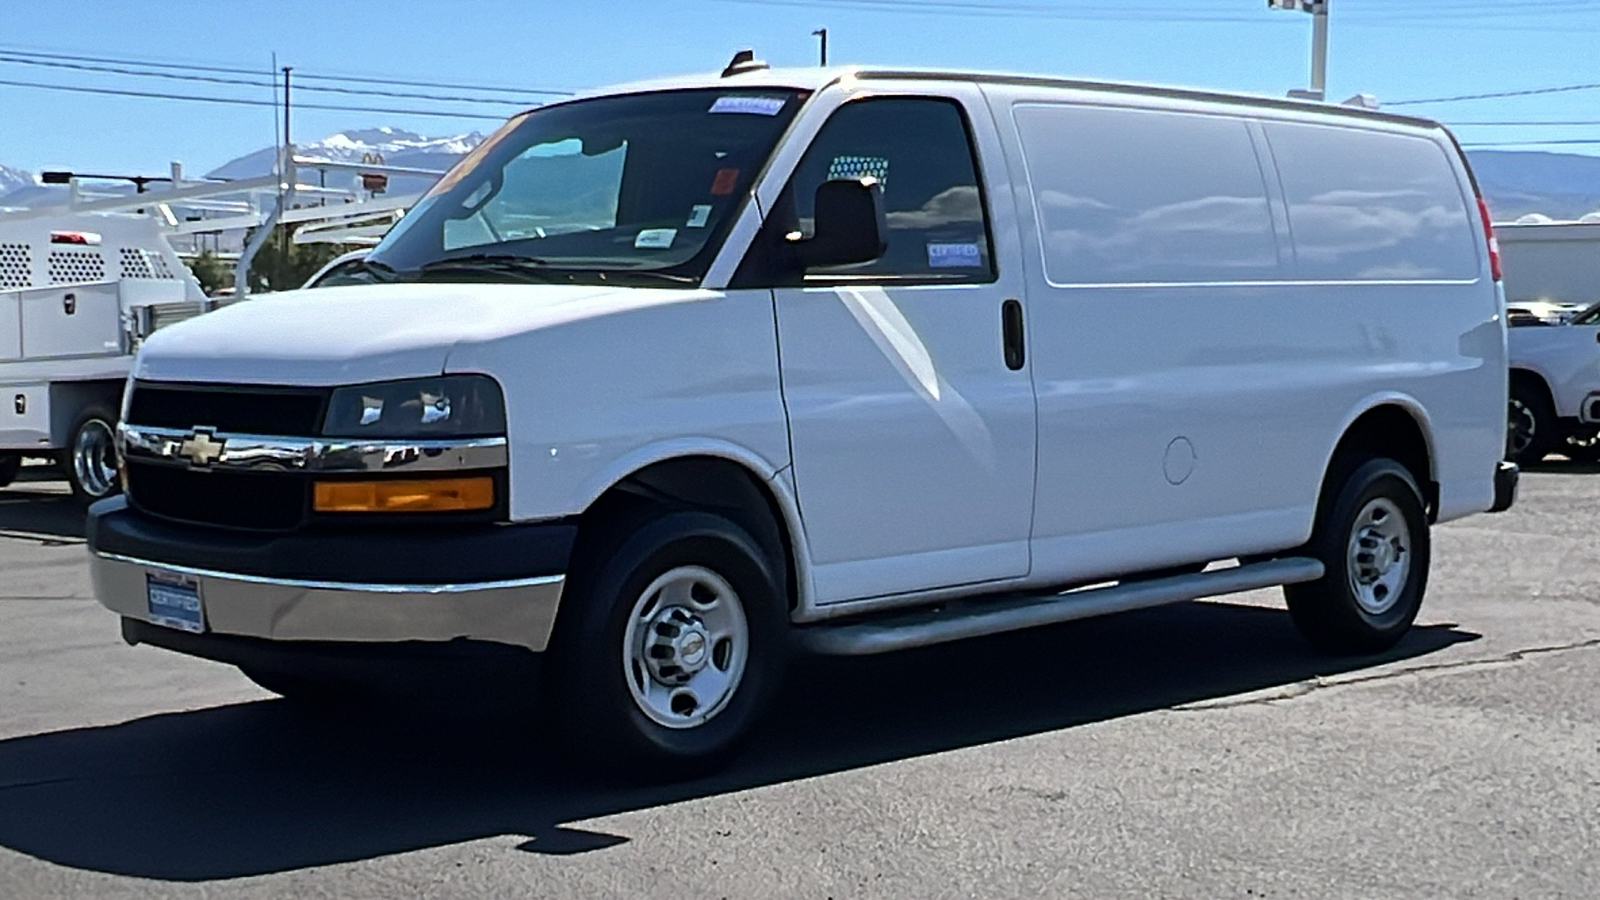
795 556 1325 656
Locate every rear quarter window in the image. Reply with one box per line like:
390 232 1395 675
1262 122 1478 281
1013 103 1281 285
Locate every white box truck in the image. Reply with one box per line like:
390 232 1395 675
89 62 1516 774
0 212 207 500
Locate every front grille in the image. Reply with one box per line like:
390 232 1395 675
126 462 308 531
128 382 329 437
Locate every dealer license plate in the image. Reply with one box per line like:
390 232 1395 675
146 572 205 633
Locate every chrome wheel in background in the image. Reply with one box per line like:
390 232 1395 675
70 415 119 501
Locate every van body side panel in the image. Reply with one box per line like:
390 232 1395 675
1258 120 1504 522
992 89 1502 585
442 287 793 523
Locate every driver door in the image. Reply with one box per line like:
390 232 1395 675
746 87 1036 605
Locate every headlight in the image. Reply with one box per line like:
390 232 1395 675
322 375 506 438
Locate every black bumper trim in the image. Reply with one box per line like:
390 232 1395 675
88 495 577 585
121 617 542 695
1491 460 1519 513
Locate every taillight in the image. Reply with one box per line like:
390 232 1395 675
1477 196 1502 282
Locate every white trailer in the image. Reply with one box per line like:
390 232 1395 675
0 155 443 500
0 212 207 499
1497 218 1600 308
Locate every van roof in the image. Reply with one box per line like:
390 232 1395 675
581 65 1444 133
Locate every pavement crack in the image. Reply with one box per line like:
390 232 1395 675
1174 637 1600 712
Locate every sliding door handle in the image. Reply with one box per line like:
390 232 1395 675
1001 298 1025 371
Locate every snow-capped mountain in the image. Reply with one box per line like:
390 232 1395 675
0 165 38 204
1468 150 1600 221
5 128 1600 222
206 127 484 196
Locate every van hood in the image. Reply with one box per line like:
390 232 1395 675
134 282 715 386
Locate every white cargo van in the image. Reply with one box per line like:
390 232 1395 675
88 63 1516 772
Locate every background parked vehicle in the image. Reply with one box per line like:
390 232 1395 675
1506 300 1600 464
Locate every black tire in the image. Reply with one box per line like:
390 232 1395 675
1562 433 1600 464
1285 457 1431 655
0 453 20 489
544 508 788 777
1507 380 1555 466
61 404 121 504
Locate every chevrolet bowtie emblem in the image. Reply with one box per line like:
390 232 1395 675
177 428 226 467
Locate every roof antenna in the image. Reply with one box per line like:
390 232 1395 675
721 49 769 78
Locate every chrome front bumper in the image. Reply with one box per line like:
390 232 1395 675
90 551 565 652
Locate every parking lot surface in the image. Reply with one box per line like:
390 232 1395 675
1 466 1597 898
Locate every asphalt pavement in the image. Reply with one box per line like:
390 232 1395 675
1 464 1597 898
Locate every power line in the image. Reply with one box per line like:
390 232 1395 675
0 45 573 97
1391 82 1600 106
0 77 517 121
1446 120 1600 127
1460 139 1600 147
0 54 542 106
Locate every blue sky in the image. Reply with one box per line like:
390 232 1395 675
2 0 1599 177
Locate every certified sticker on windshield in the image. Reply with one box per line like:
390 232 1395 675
635 228 678 249
709 96 786 116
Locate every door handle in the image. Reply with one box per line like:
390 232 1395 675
1001 299 1025 371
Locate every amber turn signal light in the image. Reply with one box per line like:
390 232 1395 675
313 476 494 513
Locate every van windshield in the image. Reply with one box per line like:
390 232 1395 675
365 89 806 286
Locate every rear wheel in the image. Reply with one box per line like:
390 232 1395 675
544 508 788 777
0 453 20 489
62 404 121 504
1507 380 1555 466
1285 458 1430 655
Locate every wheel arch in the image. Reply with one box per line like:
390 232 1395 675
1321 397 1438 522
47 379 124 447
1509 366 1556 410
568 449 809 615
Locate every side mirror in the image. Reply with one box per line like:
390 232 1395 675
791 177 887 269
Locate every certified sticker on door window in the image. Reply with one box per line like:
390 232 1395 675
635 228 677 249
927 242 983 268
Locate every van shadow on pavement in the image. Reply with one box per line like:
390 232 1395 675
0 600 1476 881
0 468 85 540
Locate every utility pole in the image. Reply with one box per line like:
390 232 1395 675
279 66 292 292
1269 0 1329 101
282 66 292 150
812 28 827 66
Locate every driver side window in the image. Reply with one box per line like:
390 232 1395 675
745 96 995 286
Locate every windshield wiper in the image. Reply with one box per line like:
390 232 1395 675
412 253 556 283
352 257 400 282
412 255 698 287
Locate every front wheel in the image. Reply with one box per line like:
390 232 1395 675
1507 382 1554 466
0 453 20 489
544 509 788 777
1285 458 1431 655
62 404 121 504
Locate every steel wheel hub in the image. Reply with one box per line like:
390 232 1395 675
644 607 714 684
623 565 748 730
1347 497 1410 615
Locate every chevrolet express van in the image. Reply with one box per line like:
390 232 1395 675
88 62 1517 772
